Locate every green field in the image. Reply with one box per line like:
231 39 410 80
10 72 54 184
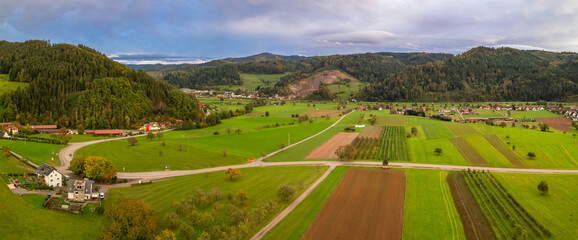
493 173 578 239
264 166 349 239
0 154 32 174
464 135 514 168
29 133 119 143
214 73 286 90
408 117 455 139
403 169 466 240
107 165 327 239
407 138 470 166
0 185 103 239
0 139 62 166
0 74 29 95
327 78 368 100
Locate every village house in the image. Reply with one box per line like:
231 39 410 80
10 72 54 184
1 123 19 136
67 179 95 202
36 163 63 188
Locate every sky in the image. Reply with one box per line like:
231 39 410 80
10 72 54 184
1 0 578 64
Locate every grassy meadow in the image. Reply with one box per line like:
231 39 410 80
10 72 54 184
403 169 466 240
214 73 286 90
107 165 327 239
0 154 33 174
493 173 578 239
0 139 62 166
0 185 104 239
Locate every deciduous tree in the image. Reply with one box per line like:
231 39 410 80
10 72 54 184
335 144 355 161
538 180 549 195
84 156 117 183
225 168 240 181
434 147 443 155
127 137 138 146
101 199 158 240
68 155 86 176
527 152 536 159
278 184 296 202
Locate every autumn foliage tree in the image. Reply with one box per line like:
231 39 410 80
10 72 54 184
335 144 355 161
84 156 117 183
101 199 158 240
225 168 241 181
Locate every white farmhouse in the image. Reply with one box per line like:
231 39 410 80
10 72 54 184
36 163 63 188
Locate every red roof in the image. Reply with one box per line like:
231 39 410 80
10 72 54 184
94 130 124 134
30 125 58 129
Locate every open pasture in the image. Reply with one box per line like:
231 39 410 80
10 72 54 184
408 138 470 166
376 115 407 126
534 117 573 132
0 74 29 95
408 117 455 139
493 173 578 239
306 132 359 159
403 170 465 240
447 172 497 240
464 135 513 168
0 154 33 174
107 166 326 238
302 168 406 240
450 137 488 166
0 139 62 166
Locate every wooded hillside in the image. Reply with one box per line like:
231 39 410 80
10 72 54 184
0 40 201 129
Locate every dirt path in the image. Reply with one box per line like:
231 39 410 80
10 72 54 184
250 164 337 240
302 168 405 240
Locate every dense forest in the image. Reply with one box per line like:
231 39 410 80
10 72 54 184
357 47 578 101
0 40 202 129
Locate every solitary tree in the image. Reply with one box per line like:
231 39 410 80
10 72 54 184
147 132 155 140
411 127 418 136
222 149 227 157
225 168 241 181
539 123 550 132
335 144 356 161
538 180 549 195
236 129 242 134
127 137 138 146
84 156 117 183
527 152 536 159
382 157 389 166
278 184 296 202
101 199 158 240
156 132 164 139
434 147 443 155
265 111 270 117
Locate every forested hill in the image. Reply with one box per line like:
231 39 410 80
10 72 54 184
0 40 201 129
357 47 578 102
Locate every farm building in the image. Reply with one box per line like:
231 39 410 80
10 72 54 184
1 123 19 135
94 130 124 136
29 125 59 133
36 163 63 188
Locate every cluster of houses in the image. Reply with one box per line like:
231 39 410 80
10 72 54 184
35 163 102 202
561 106 578 122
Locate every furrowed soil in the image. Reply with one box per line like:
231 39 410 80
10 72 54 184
534 117 572 132
306 132 359 159
359 126 383 139
483 135 525 168
450 137 489 166
302 168 406 240
447 172 497 240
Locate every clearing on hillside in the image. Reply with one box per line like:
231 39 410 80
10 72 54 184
534 117 572 132
305 110 343 118
376 116 407 126
483 135 524 168
303 168 406 240
450 137 488 166
447 172 497 240
359 126 382 139
289 70 354 98
305 132 359 159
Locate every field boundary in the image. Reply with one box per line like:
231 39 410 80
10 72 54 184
439 171 460 240
450 137 488 166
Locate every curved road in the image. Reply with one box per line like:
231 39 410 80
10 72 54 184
56 110 578 239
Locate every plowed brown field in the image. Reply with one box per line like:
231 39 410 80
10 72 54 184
447 172 497 240
450 137 489 166
359 126 383 139
306 132 359 159
535 117 572 132
302 168 406 240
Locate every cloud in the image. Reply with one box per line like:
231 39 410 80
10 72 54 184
316 30 397 46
